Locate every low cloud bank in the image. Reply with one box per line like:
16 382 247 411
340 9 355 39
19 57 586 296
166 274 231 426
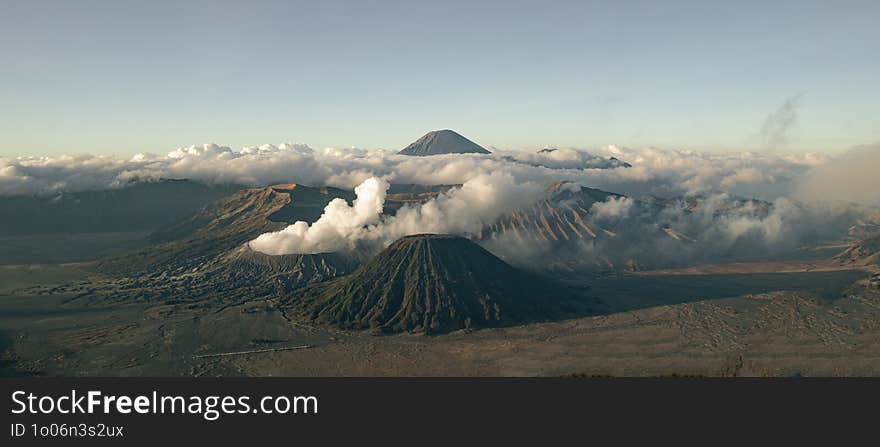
482 191 862 271
797 144 880 206
0 142 835 203
6 140 877 268
250 172 863 269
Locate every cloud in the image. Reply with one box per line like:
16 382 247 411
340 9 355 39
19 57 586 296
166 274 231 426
249 167 865 270
0 142 828 203
249 172 546 255
796 143 880 206
483 191 860 272
249 177 389 255
590 196 635 219
2 138 857 269
758 94 804 150
2 139 867 271
373 170 545 240
501 147 631 169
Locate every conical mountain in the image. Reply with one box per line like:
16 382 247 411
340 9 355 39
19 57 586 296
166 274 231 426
289 234 590 333
398 130 490 156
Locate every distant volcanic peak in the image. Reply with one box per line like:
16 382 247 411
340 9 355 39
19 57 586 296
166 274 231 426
398 130 491 156
293 233 580 334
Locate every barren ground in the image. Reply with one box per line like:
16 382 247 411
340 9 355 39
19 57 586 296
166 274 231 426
2 258 879 377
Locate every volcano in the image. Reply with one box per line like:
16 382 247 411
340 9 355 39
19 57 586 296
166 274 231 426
97 183 355 276
215 243 359 290
289 234 590 333
398 130 490 156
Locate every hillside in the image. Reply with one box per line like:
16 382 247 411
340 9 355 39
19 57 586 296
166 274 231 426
398 130 491 156
0 179 239 236
97 183 355 276
481 182 623 242
288 234 593 333
836 234 880 267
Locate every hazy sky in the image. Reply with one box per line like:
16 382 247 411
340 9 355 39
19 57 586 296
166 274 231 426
1 0 877 156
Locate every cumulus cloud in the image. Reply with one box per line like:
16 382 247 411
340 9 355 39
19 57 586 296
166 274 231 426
590 196 635 219
2 138 870 271
0 142 828 203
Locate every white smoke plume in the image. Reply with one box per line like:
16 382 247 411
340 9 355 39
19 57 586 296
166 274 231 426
248 177 389 255
247 166 865 269
249 172 546 255
504 147 630 170
373 170 545 241
758 94 804 150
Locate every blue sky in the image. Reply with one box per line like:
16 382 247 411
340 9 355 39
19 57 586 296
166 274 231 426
1 0 877 156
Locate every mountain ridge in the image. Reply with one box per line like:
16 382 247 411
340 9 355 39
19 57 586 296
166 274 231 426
287 234 595 333
398 130 491 156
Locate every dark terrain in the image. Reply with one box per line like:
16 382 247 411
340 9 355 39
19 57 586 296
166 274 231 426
0 180 239 264
2 259 877 376
290 234 597 333
1 179 879 376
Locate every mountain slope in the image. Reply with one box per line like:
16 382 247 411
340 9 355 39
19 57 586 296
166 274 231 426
88 185 363 304
97 183 355 276
0 179 239 236
836 234 880 267
288 234 592 333
481 182 624 242
398 130 490 156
